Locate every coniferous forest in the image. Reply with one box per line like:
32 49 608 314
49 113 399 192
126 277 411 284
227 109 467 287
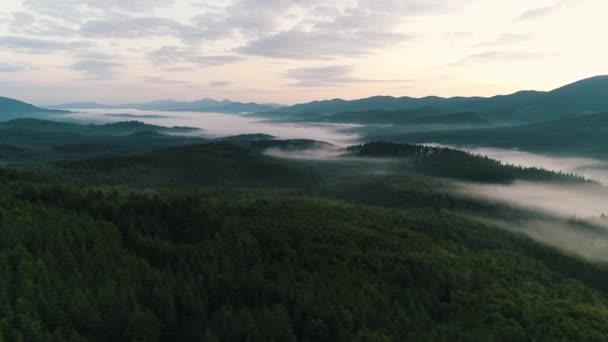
0 114 607 341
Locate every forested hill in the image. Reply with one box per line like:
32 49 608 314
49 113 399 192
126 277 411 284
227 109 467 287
347 142 588 184
389 111 608 157
3 170 608 340
0 115 607 340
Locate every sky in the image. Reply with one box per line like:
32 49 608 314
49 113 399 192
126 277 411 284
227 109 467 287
0 0 606 105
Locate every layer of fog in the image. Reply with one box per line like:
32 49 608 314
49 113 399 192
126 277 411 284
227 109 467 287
481 216 608 262
461 181 608 219
54 108 361 146
460 181 608 261
427 143 608 184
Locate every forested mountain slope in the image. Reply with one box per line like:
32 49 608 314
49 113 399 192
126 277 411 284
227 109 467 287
2 171 608 340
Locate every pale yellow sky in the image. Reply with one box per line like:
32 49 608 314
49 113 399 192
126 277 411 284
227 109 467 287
0 0 605 105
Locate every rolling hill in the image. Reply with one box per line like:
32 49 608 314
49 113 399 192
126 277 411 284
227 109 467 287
0 96 65 120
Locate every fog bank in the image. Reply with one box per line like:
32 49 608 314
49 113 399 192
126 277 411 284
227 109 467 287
460 181 608 219
55 108 361 146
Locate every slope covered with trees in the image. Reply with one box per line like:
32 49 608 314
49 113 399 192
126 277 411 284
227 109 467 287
0 114 606 340
389 112 608 157
1 172 608 340
347 142 587 183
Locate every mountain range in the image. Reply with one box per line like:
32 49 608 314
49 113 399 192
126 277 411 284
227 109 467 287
48 98 284 114
2 75 607 127
263 75 608 125
389 110 608 157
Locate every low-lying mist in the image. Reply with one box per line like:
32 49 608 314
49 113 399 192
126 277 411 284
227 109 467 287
482 216 608 261
56 108 361 146
460 181 608 261
461 181 608 219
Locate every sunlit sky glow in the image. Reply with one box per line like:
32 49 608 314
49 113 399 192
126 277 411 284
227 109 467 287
0 0 606 105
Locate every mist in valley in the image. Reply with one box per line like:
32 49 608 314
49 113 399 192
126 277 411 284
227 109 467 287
49 107 608 262
460 180 608 261
55 108 361 146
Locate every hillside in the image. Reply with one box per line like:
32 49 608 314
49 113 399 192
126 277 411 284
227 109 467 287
390 111 608 157
0 97 64 119
0 119 206 162
347 142 586 184
2 166 608 340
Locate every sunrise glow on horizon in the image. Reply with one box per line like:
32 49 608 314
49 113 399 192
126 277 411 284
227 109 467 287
0 0 606 105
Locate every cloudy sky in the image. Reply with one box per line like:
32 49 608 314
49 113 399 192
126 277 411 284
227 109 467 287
0 0 606 105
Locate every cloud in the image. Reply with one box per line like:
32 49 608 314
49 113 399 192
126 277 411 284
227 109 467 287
23 0 173 21
74 51 115 60
0 63 27 72
515 0 578 21
453 50 556 66
147 46 242 67
8 11 76 37
239 30 413 59
143 76 194 86
284 65 411 87
79 17 201 41
70 59 122 79
209 81 233 87
222 0 458 60
0 35 89 53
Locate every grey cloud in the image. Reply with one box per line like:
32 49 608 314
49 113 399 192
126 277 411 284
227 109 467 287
74 51 115 60
8 11 75 37
239 30 413 59
191 0 323 38
232 0 464 59
284 65 411 87
209 81 233 87
198 0 447 59
80 17 193 39
147 46 242 67
143 76 196 86
23 0 173 21
0 63 27 72
11 12 36 27
8 0 460 64
356 0 462 14
70 59 122 79
0 35 89 52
